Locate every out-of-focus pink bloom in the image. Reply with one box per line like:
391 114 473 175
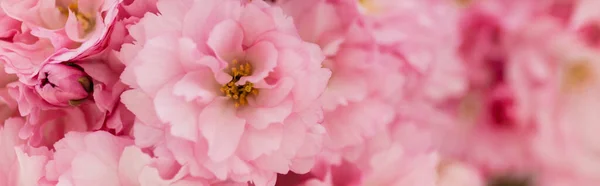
0 117 52 186
424 6 562 177
35 63 93 107
120 0 330 184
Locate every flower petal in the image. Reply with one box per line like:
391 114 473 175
237 124 283 160
199 97 246 162
237 100 293 129
154 82 201 141
238 41 278 84
173 69 219 104
239 3 276 45
207 19 244 62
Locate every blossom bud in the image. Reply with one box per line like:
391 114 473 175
35 63 93 107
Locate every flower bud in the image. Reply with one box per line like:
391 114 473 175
36 63 93 107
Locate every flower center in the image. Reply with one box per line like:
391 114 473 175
562 60 594 92
220 59 258 108
57 1 95 34
458 92 482 125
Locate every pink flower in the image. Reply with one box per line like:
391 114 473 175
35 63 93 107
7 46 134 145
0 117 52 186
120 0 330 184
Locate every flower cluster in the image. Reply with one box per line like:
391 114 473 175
0 0 598 185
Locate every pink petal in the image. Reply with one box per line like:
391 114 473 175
173 69 219 104
199 97 246 162
70 153 119 186
154 82 201 141
237 124 283 160
254 153 289 174
293 68 331 111
15 148 49 186
239 3 276 45
132 121 164 148
238 41 278 84
207 19 244 62
237 100 293 129
118 146 152 186
156 0 193 26
253 77 295 107
133 35 185 96
121 90 161 126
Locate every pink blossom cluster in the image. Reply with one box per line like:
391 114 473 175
0 0 598 185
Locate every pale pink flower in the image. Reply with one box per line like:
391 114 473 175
0 117 52 186
120 0 330 184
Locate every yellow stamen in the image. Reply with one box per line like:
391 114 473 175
562 60 595 92
221 60 258 107
56 0 96 34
